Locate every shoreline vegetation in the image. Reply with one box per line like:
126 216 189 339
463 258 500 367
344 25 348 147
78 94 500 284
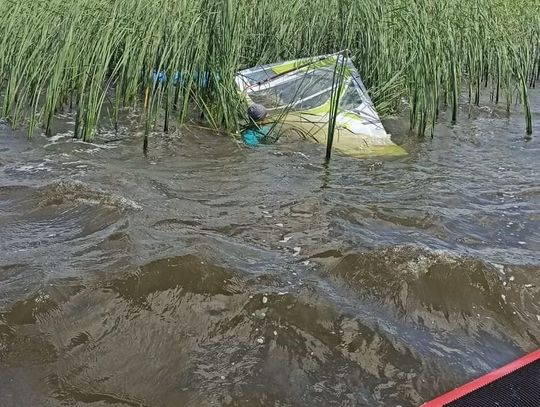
0 0 538 145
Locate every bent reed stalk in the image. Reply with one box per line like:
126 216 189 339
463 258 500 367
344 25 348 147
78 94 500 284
0 0 538 143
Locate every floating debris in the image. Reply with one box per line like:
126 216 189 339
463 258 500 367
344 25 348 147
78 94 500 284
257 338 264 344
293 247 301 256
280 236 292 243
262 296 268 304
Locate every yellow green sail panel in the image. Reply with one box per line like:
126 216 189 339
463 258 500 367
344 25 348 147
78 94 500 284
235 54 406 156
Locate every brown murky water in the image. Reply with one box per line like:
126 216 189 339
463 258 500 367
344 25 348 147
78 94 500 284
1 94 539 406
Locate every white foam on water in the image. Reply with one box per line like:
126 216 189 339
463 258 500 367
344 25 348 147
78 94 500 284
12 162 51 173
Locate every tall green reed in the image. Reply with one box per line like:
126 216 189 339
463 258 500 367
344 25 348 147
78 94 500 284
0 0 537 144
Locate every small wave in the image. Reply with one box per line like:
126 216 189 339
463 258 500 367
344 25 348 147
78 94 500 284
10 162 52 174
43 132 73 146
36 180 142 211
109 254 241 303
43 131 120 150
325 245 537 343
74 139 119 150
152 218 202 230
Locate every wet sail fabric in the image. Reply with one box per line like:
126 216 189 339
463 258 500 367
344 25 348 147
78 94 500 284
235 54 406 156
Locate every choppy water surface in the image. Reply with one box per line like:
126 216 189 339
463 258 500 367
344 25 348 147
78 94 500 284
1 95 539 406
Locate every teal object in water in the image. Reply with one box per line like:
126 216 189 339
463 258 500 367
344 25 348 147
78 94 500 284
242 125 272 146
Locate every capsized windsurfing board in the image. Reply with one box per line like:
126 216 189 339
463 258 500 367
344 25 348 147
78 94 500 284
235 53 406 157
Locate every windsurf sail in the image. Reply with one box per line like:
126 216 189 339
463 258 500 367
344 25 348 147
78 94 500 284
235 53 406 156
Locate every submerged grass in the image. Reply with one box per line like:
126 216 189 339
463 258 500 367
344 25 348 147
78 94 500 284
0 0 538 143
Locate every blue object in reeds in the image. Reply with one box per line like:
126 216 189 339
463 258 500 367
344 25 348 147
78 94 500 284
242 125 272 147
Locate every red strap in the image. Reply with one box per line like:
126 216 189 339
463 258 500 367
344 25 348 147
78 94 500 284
422 348 540 406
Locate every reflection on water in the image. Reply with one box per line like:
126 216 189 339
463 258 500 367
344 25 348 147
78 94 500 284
0 94 539 406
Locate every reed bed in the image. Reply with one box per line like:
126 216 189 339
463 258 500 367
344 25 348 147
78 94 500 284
0 0 538 142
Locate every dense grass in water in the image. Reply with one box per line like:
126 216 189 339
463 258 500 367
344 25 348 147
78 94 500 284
0 0 538 142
